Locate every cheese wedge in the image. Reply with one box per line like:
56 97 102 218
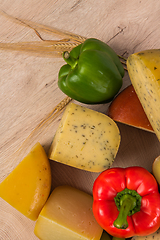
34 185 103 240
108 84 154 132
127 49 160 141
48 103 120 172
0 142 51 221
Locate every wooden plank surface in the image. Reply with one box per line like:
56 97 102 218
0 0 160 239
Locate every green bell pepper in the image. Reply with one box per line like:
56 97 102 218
58 38 125 104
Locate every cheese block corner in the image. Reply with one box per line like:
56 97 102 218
127 49 160 141
48 103 120 172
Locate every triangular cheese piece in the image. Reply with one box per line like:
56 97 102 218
108 85 154 132
0 142 51 220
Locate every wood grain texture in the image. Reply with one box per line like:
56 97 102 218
0 0 160 239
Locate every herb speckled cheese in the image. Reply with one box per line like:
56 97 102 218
48 103 120 172
127 49 160 141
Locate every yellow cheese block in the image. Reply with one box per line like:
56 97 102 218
34 185 103 240
0 142 51 221
127 49 160 141
48 103 120 172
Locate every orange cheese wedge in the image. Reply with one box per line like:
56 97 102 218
0 142 51 221
108 85 154 132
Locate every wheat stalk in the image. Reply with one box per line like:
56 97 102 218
9 96 72 164
0 9 86 43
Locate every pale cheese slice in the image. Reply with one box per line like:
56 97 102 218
34 185 103 240
48 103 120 172
127 49 160 141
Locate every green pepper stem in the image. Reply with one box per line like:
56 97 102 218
63 51 78 69
114 194 137 229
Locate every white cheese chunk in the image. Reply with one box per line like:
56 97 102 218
127 49 160 141
48 103 120 172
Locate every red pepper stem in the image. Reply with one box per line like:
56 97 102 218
114 194 137 229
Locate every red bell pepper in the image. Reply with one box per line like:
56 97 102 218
92 166 160 238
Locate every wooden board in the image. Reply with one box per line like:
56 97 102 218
0 0 160 239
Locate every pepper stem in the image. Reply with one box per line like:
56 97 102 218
114 188 142 230
63 51 78 69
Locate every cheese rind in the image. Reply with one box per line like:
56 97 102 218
108 84 154 132
34 185 103 240
48 103 120 172
127 49 160 141
0 142 51 221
